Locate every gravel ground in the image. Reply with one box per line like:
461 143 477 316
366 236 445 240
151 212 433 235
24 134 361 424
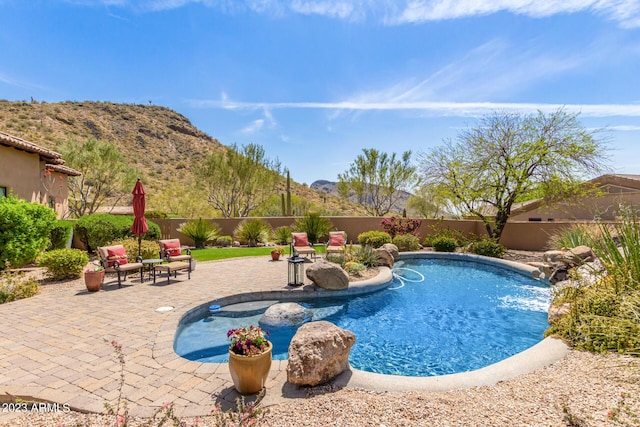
3 251 639 426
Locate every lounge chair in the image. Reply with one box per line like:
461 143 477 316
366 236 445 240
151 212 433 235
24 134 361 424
291 232 317 260
97 245 144 288
326 231 347 255
157 239 192 283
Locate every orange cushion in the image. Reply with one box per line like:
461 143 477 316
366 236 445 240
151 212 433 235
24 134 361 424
329 234 345 246
293 234 309 246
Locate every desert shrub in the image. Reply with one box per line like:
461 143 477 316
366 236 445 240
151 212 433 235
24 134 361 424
216 236 233 247
234 219 272 247
432 236 457 252
273 226 292 245
357 231 392 248
423 226 469 248
346 245 380 268
392 234 420 252
75 214 161 252
145 210 169 219
0 197 57 269
380 216 422 238
548 224 601 250
0 271 39 304
344 261 366 276
292 212 333 243
109 238 158 260
546 207 640 354
470 239 505 258
178 218 220 249
49 220 74 250
37 248 89 280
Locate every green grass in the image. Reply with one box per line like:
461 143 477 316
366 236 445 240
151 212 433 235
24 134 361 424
190 246 325 262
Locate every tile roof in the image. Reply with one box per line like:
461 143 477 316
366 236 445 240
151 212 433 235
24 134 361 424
0 130 81 176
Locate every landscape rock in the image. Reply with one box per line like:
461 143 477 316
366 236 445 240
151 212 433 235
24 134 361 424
374 248 395 268
286 321 356 386
543 250 566 265
380 243 399 259
306 261 349 290
259 303 312 327
566 245 594 264
527 262 553 280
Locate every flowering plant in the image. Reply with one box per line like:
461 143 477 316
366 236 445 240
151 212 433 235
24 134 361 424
380 216 423 238
84 261 104 273
227 325 270 356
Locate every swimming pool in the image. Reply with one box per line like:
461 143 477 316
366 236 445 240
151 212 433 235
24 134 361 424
174 256 551 376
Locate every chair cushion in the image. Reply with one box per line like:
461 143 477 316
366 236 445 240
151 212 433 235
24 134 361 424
293 233 309 247
161 239 182 256
107 246 128 266
329 233 345 246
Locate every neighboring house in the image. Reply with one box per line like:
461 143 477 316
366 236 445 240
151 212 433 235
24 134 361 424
0 131 81 218
509 174 640 222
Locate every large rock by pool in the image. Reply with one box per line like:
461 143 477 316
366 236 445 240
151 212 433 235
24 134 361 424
259 302 312 327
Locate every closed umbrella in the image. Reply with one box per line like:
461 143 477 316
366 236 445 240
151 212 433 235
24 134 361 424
131 178 149 257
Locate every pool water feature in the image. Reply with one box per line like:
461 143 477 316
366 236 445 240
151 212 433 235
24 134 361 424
174 257 551 377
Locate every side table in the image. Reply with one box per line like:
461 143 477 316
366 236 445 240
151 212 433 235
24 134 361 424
142 259 163 282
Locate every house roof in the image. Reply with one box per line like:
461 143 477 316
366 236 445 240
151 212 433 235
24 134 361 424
0 131 81 176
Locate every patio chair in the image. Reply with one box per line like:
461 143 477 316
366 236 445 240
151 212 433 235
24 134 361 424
291 232 317 260
97 245 144 288
325 231 347 255
158 239 192 276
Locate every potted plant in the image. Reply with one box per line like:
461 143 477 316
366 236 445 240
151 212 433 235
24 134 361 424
84 261 105 292
227 325 272 394
270 246 285 261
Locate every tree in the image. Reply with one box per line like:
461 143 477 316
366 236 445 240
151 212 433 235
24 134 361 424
198 143 281 218
337 148 417 216
57 138 137 218
406 184 454 219
419 109 607 242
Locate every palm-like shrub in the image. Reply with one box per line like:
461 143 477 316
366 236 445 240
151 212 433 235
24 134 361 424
273 226 292 245
293 212 333 243
178 218 220 249
234 219 272 247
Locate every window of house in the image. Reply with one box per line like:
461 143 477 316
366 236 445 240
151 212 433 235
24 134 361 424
0 186 6 198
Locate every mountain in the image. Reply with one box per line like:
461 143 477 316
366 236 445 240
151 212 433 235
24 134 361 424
310 180 412 214
0 100 367 216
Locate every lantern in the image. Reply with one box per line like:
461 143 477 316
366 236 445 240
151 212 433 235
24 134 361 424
287 252 305 286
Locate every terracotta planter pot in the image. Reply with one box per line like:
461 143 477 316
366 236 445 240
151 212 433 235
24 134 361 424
84 270 105 292
271 251 281 261
228 341 272 394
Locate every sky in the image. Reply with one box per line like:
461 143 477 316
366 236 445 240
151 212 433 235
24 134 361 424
1 0 640 187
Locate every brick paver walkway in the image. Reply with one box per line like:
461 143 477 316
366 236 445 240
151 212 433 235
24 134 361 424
0 257 390 418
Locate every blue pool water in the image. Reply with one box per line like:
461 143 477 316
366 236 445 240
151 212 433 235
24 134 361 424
174 257 551 376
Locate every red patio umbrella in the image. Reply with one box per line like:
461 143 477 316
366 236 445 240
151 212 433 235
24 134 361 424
131 178 149 257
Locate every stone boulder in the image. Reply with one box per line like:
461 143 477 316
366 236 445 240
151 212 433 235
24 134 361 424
543 250 566 265
259 303 312 327
306 261 349 290
566 245 594 264
380 243 399 260
374 248 395 268
286 321 356 386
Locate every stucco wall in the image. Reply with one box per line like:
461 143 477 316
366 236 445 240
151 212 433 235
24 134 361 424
153 216 587 251
0 146 70 218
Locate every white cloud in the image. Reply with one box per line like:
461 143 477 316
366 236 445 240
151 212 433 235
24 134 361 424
241 119 265 133
73 0 640 27
609 125 640 131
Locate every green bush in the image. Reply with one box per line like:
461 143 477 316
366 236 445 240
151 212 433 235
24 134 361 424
110 238 158 260
292 212 333 243
357 231 392 248
423 227 469 248
0 197 57 269
75 214 161 252
234 219 272 247
216 236 233 247
470 239 505 258
0 271 39 304
49 220 74 250
392 234 420 252
37 248 89 280
346 245 380 268
273 226 292 245
432 236 457 252
145 210 169 219
178 218 220 249
344 261 366 276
